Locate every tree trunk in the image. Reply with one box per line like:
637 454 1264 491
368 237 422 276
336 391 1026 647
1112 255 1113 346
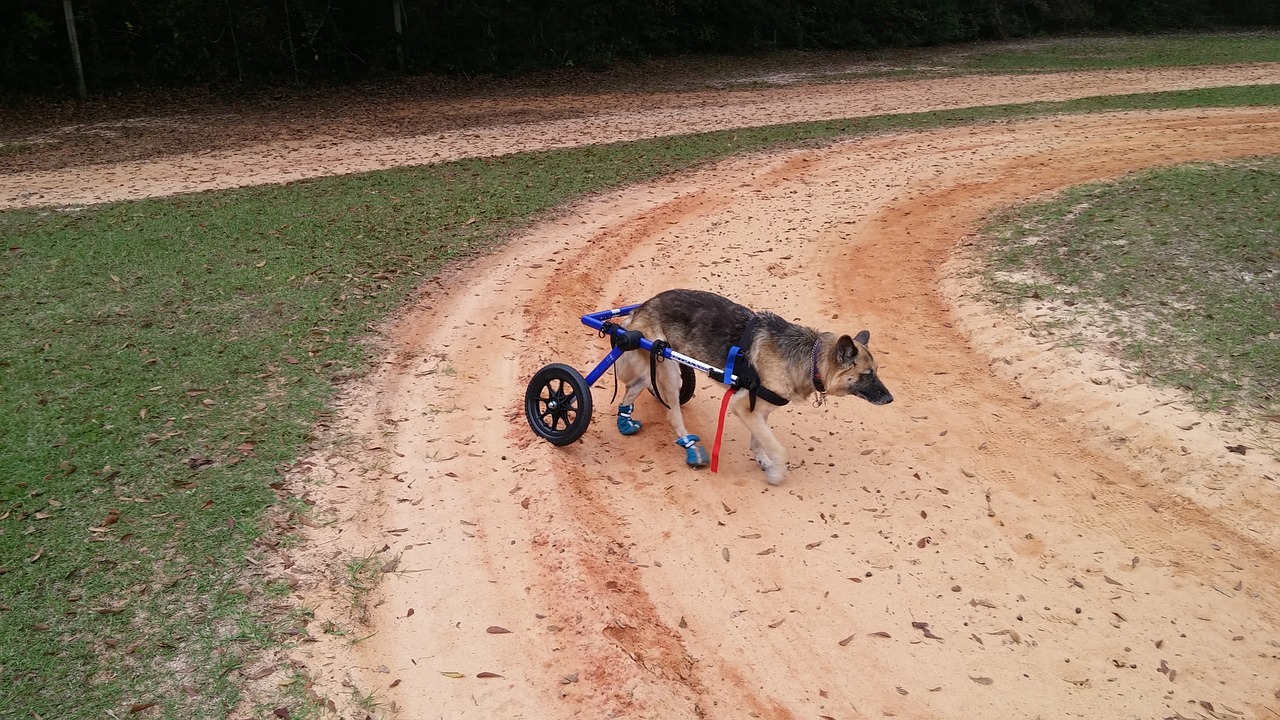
393 0 405 72
63 0 87 99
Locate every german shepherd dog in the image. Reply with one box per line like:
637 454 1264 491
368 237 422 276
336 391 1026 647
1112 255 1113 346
613 289 893 485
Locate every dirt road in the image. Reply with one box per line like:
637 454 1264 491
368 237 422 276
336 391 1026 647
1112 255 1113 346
285 89 1280 720
11 65 1280 718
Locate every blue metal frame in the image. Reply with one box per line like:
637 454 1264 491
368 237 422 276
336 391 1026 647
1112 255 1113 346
578 305 739 388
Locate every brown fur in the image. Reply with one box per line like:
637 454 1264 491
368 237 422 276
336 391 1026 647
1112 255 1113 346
614 289 892 485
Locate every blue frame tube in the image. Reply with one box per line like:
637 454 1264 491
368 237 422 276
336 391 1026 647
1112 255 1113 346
578 305 739 387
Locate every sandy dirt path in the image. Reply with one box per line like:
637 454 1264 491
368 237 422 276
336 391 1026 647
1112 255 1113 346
11 64 1280 719
285 103 1280 720
2 64 1278 210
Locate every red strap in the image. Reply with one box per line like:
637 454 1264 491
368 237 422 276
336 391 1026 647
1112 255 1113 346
711 387 734 473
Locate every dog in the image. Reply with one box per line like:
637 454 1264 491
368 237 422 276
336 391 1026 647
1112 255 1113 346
612 289 892 485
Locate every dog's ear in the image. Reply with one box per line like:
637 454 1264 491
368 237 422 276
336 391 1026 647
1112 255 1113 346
836 334 860 364
854 330 871 346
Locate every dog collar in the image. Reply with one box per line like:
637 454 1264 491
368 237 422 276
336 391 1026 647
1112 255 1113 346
811 339 827 400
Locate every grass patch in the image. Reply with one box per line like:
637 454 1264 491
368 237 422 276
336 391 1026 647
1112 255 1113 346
0 141 32 156
951 31 1280 72
1 81 1278 718
980 157 1280 420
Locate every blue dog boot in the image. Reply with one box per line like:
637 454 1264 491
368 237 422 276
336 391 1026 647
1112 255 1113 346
676 434 710 468
617 404 642 436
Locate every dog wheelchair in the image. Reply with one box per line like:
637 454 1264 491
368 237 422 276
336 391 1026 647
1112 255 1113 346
525 304 768 453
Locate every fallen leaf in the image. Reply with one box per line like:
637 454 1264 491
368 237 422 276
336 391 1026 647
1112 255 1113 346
757 548 776 555
769 618 786 628
486 626 512 634
1225 444 1247 455
805 541 823 550
912 621 942 640
867 631 891 638
739 533 761 539
721 502 736 515
987 629 1021 644
969 598 997 609
272 708 290 719
722 547 730 562
1103 575 1123 586
916 536 931 548
129 703 155 714
476 672 503 679
440 671 465 679
561 672 578 684
838 634 856 646
969 676 993 685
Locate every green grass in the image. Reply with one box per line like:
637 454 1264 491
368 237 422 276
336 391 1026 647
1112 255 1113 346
980 157 1280 420
0 141 32 156
1 78 1279 717
950 31 1280 72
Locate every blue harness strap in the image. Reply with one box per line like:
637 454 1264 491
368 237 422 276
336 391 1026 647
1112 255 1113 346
722 345 742 388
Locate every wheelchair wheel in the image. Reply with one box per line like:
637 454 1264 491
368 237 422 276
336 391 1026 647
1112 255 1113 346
525 363 593 446
679 364 696 405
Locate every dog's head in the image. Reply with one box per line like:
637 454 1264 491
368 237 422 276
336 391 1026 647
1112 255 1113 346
827 331 893 406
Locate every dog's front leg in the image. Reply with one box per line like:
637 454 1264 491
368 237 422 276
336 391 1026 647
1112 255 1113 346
731 394 786 485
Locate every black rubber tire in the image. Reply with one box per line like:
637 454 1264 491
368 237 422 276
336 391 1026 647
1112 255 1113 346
678 364 696 406
525 363 593 446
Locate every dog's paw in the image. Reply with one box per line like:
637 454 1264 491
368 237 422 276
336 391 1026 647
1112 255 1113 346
753 450 771 471
675 434 710 468
616 405 642 436
764 468 786 486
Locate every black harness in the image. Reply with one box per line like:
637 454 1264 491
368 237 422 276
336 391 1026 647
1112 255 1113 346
711 316 790 411
642 315 792 411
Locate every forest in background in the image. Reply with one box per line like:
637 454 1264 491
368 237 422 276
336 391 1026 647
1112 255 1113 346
4 0 1279 96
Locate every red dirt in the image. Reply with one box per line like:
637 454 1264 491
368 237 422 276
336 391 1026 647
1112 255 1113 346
8 64 1280 719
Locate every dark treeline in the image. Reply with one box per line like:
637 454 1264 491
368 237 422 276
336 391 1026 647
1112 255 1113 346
4 0 1278 96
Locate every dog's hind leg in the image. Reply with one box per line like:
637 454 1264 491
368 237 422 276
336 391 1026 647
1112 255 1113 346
655 362 709 467
729 394 787 485
613 350 649 436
